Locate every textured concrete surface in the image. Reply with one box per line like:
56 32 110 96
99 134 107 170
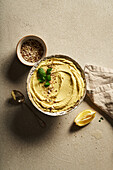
0 0 113 170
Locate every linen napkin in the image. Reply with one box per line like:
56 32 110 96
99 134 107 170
84 64 113 119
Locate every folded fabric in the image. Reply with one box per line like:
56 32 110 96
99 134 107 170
84 64 113 119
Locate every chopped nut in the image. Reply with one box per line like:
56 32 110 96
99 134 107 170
49 106 54 111
46 99 50 102
48 90 51 94
20 39 44 63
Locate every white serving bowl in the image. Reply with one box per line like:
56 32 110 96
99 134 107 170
16 35 47 66
27 55 86 116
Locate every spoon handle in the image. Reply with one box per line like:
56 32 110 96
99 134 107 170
24 102 46 128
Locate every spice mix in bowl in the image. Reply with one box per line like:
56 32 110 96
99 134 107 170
27 55 86 116
16 35 47 66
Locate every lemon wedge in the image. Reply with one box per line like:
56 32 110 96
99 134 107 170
74 109 96 126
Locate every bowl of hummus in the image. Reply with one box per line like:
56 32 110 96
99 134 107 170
27 55 86 116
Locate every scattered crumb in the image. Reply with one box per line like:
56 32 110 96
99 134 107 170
100 117 104 120
98 117 104 122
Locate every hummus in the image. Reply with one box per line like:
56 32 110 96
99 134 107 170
29 57 85 113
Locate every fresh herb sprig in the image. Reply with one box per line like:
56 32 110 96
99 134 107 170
37 67 52 87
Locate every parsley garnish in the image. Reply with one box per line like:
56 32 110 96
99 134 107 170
37 67 52 87
47 68 52 75
44 81 50 87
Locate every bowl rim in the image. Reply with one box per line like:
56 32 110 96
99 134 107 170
16 35 47 66
27 55 86 116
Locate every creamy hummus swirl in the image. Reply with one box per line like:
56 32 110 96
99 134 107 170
29 57 85 113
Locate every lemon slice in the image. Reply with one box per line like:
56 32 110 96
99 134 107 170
74 109 96 126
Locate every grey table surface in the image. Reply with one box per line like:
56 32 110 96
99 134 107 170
0 0 113 170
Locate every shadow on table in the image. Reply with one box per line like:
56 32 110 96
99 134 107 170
6 98 59 143
4 51 30 83
69 94 113 133
69 122 88 133
3 51 59 144
84 95 113 127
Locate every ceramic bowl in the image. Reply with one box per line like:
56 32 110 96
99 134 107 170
27 55 86 116
16 35 47 66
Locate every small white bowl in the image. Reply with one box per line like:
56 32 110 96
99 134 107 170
16 35 47 66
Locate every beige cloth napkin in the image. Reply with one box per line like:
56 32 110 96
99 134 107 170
84 64 113 119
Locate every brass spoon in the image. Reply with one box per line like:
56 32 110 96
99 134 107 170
11 90 46 128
